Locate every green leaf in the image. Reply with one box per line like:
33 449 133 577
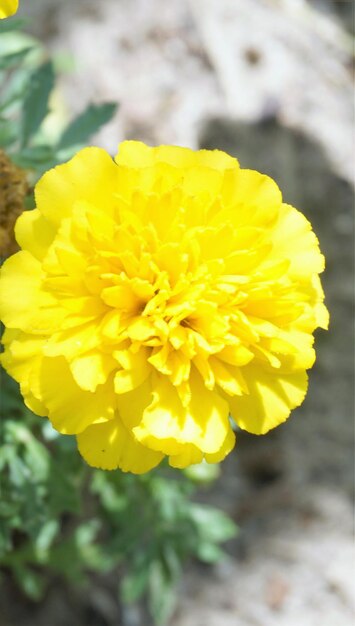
0 82 28 114
34 519 60 562
184 460 221 484
21 61 55 147
0 119 17 147
12 145 57 173
0 524 12 557
13 565 45 601
47 461 81 516
189 505 238 544
0 501 20 518
195 542 224 563
0 17 27 34
57 102 118 152
148 560 177 626
121 564 151 603
6 421 50 482
8 452 29 487
0 47 33 70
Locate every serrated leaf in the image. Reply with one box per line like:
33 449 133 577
34 519 60 562
8 453 29 487
12 144 56 173
0 82 28 114
0 501 20 518
0 119 17 147
195 542 224 563
21 61 55 147
0 46 33 70
189 505 238 544
57 102 117 152
148 560 177 626
13 565 45 601
0 17 27 34
121 565 151 603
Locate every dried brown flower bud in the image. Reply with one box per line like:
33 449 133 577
0 150 28 257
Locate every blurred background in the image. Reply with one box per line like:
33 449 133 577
2 0 355 625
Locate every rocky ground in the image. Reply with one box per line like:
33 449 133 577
3 1 355 625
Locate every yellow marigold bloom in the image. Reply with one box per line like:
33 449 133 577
0 0 18 19
0 141 328 473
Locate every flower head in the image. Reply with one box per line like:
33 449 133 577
0 141 328 473
0 0 18 19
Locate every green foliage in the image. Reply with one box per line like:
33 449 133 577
57 102 118 155
0 21 118 179
21 60 55 147
0 370 237 624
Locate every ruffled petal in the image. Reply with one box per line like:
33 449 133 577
215 169 282 228
1 330 45 390
115 141 238 172
77 416 163 472
269 204 325 278
0 0 18 18
35 147 119 225
229 363 308 434
15 209 56 260
33 357 116 434
204 425 236 463
168 445 203 469
133 371 230 455
168 425 236 468
0 252 42 329
70 350 117 392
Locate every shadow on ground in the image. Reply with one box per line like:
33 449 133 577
200 116 354 496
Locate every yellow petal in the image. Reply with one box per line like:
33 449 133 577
182 166 223 198
77 416 163 472
33 357 116 434
0 251 61 332
114 347 151 393
114 365 151 394
205 426 236 463
44 321 101 359
229 363 308 434
35 147 119 225
270 204 325 278
215 169 282 228
116 379 152 430
169 445 204 469
1 331 46 400
23 391 47 417
70 350 117 392
195 148 238 171
0 0 18 18
15 209 57 260
217 344 254 367
115 141 156 168
168 425 236 469
210 356 248 396
116 141 238 174
134 371 230 455
0 252 41 328
315 302 329 330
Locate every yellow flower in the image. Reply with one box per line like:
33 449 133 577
0 0 18 19
0 141 328 473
